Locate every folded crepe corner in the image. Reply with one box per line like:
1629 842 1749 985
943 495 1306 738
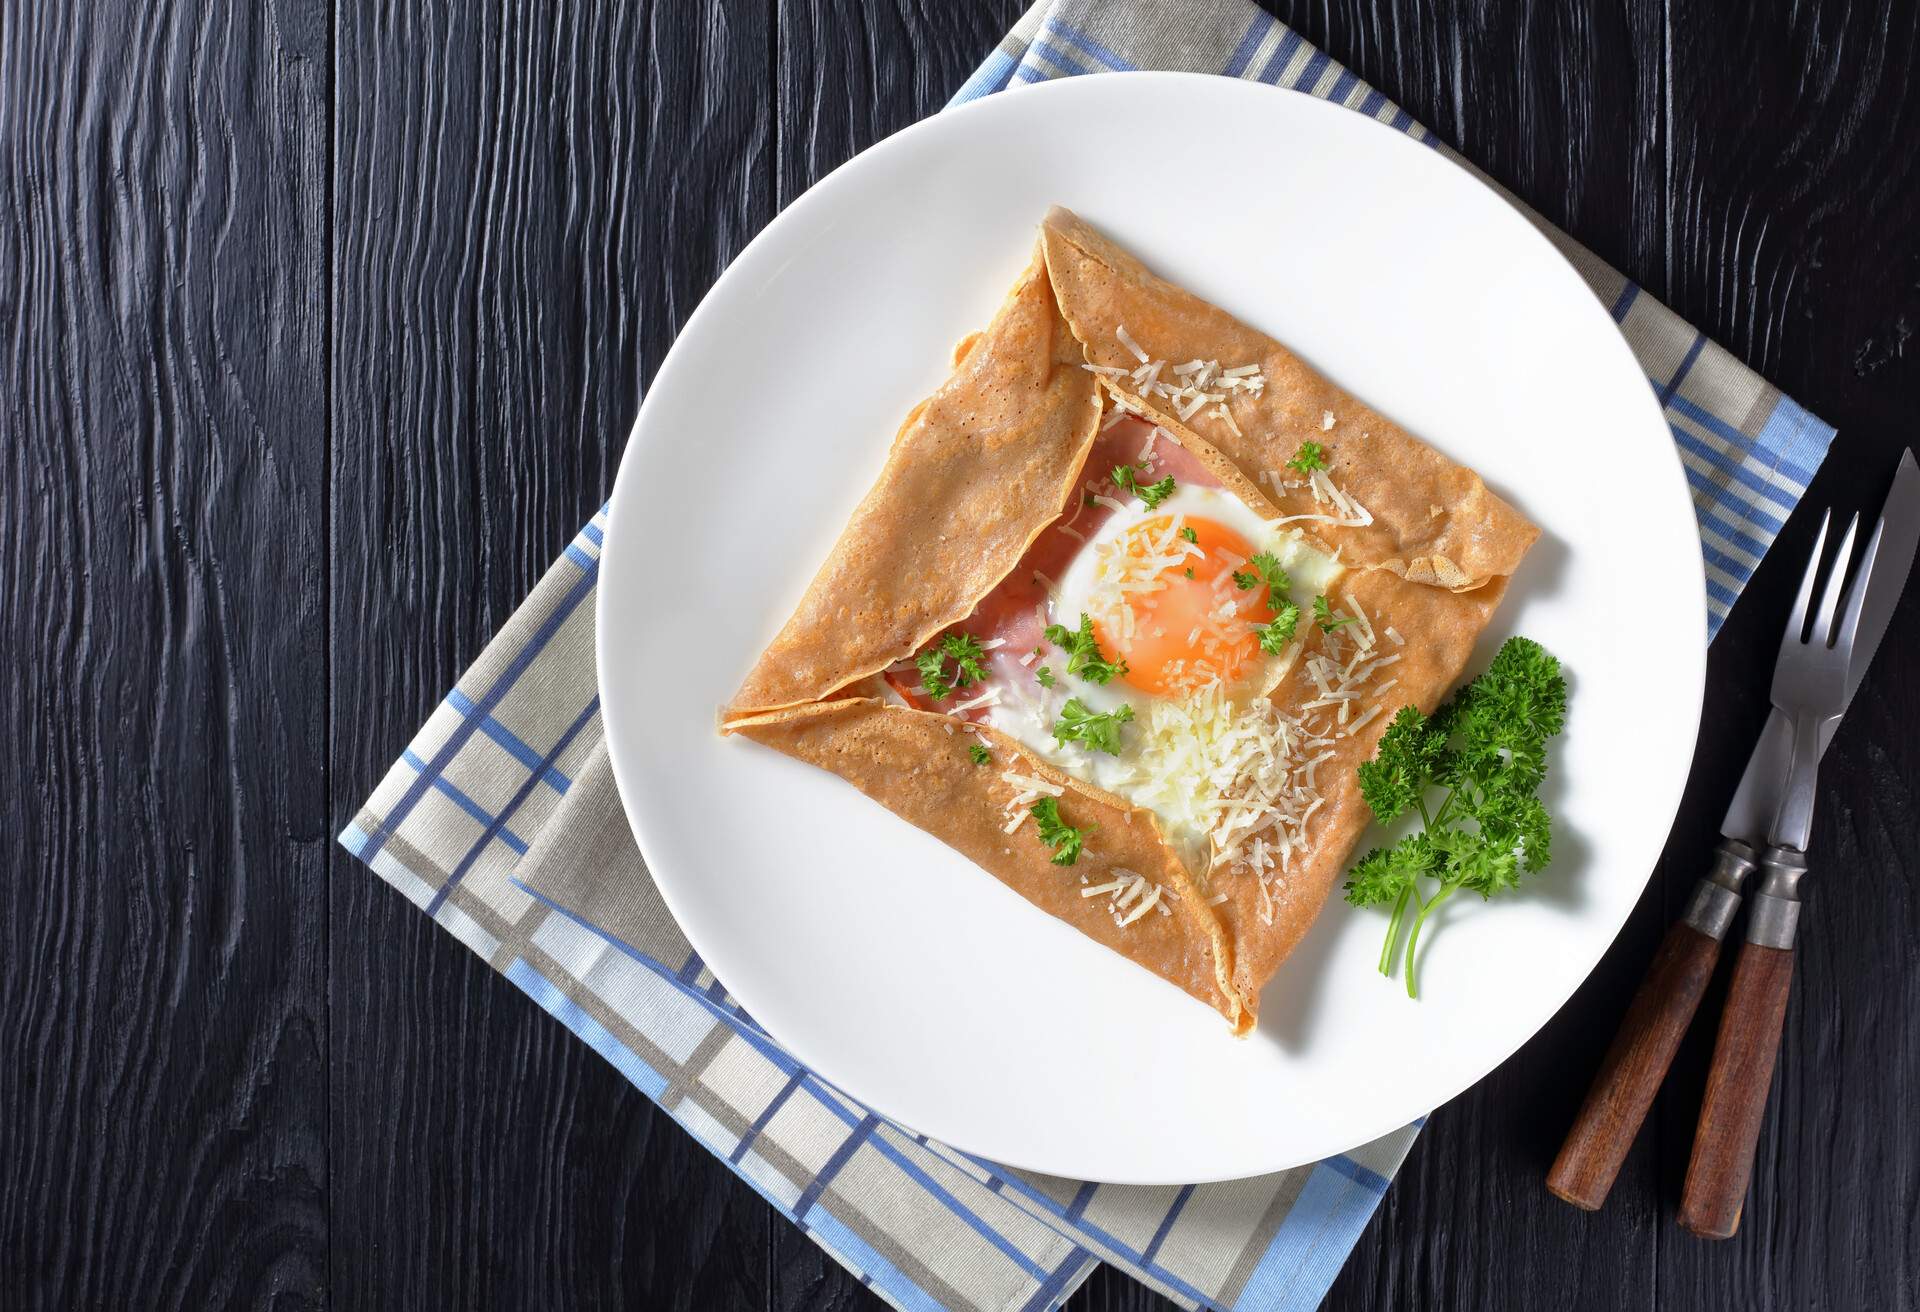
1038 206 1538 593
726 245 1103 721
718 210 1539 1034
728 697 1251 1032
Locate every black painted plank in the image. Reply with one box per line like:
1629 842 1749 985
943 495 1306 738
326 1 776 1308
5 1 1915 1309
772 0 1023 207
0 1 330 1308
1654 1 1920 1306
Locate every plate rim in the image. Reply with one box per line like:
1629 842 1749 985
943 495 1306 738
597 70 1707 1183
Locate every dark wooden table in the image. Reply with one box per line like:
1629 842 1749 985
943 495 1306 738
6 2 1917 1308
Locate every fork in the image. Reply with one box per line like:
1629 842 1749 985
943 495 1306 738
1676 508 1883 1238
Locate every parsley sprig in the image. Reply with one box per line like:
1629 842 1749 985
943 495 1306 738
916 632 989 700
1343 638 1568 997
1286 441 1326 474
1256 602 1301 654
1031 797 1092 866
1043 614 1128 685
1051 698 1134 755
1312 595 1355 633
1233 550 1292 594
1110 464 1176 509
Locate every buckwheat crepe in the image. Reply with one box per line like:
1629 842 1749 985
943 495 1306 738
723 209 1537 1034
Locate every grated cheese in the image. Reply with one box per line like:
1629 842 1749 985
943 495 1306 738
950 688 1001 715
1119 884 1163 926
999 770 1063 797
1343 704 1384 737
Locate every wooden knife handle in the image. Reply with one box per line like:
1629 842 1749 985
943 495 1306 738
1677 847 1805 1240
1547 920 1723 1209
1676 940 1794 1238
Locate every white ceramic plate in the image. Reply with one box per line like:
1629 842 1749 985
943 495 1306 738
598 73 1703 1184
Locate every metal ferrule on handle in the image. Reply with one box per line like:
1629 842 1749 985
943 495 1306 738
1682 839 1760 940
1745 845 1808 949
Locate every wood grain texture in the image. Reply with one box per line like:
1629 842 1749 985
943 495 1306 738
1677 941 1794 1239
4 0 1920 1309
1550 921 1724 1211
0 1 330 1307
1652 0 1920 1304
327 1 777 1308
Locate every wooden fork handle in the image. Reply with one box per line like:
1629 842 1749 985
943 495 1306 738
1547 840 1757 1211
1547 921 1722 1208
1678 846 1806 1239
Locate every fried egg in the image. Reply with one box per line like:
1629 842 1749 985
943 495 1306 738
983 481 1344 862
1055 484 1338 702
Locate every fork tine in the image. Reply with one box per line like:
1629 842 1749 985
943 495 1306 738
1782 510 1830 647
1833 515 1886 656
1813 513 1860 645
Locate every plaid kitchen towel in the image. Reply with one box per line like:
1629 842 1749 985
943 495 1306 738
339 1 1837 1308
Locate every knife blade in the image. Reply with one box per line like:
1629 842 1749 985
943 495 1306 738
1721 449 1920 842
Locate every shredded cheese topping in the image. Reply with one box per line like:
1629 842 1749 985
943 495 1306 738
1115 600 1403 922
1076 868 1171 927
1086 331 1268 431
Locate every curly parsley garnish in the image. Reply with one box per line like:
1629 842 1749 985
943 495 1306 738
1031 797 1091 866
1343 638 1568 997
1312 595 1355 633
1109 464 1176 509
1256 602 1301 654
1233 551 1293 595
1034 665 1055 688
916 631 990 700
968 743 992 766
1051 698 1134 755
1179 526 1198 544
1286 441 1326 474
1042 614 1128 685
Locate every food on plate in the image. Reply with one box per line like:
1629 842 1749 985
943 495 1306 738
721 208 1539 1033
1344 637 1568 997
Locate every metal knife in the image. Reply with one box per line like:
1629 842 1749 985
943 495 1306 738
1548 449 1919 1213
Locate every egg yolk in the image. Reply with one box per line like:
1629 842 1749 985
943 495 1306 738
1090 515 1270 697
